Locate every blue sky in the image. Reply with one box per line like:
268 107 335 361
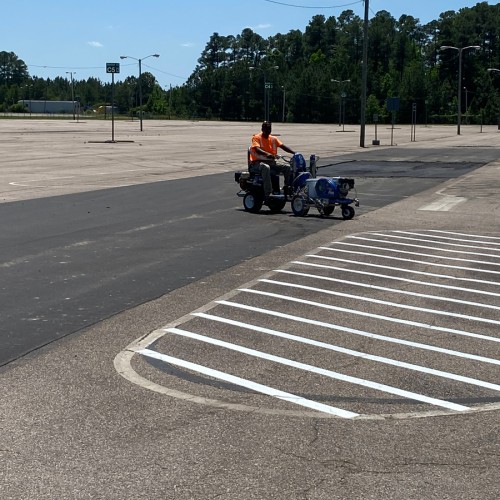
2 1 496 89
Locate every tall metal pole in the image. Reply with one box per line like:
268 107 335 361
440 45 479 135
457 49 462 135
66 71 76 120
120 54 160 131
360 0 369 147
249 65 278 122
331 79 350 127
138 58 143 131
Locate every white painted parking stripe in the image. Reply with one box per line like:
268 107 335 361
259 279 500 326
193 313 500 393
363 232 500 253
324 245 500 271
400 229 500 245
163 328 470 412
307 254 500 287
138 348 358 418
293 261 500 298
217 301 500 366
276 269 500 311
428 229 500 241
239 289 500 344
347 235 500 259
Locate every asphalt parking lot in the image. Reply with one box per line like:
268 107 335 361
1 118 499 499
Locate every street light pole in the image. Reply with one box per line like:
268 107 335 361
250 65 279 121
66 71 76 120
120 53 160 131
440 45 480 135
331 79 350 127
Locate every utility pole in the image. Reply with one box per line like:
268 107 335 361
360 0 369 147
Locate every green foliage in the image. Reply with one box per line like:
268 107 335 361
2 3 500 123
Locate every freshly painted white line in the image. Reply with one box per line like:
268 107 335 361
163 328 470 412
426 230 500 242
308 254 500 286
363 232 500 253
346 236 500 259
329 243 500 269
259 279 500 326
138 348 358 418
239 288 500 344
193 312 500 393
419 196 466 211
277 269 500 311
217 300 500 366
293 260 500 298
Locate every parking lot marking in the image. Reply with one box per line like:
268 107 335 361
335 241 500 268
138 348 358 418
347 235 500 259
193 312 500 392
416 230 500 243
239 289 500 344
293 261 500 298
217 300 500 366
162 328 470 412
307 255 500 287
260 278 500 326
276 269 500 311
319 246 500 275
117 229 500 420
362 232 500 253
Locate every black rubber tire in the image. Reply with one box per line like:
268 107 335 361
341 205 355 220
243 192 263 213
291 195 309 217
267 198 287 213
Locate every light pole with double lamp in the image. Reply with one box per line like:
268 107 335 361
120 53 160 131
331 79 350 127
249 65 279 121
440 45 480 135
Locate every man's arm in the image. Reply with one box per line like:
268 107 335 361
279 144 295 155
252 145 275 159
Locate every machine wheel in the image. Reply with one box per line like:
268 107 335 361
322 206 335 216
291 195 309 217
341 205 355 220
267 198 287 213
243 192 263 213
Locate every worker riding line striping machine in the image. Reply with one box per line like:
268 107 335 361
235 152 359 219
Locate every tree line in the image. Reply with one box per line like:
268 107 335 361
2 2 500 125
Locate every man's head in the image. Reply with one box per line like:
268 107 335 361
261 121 272 137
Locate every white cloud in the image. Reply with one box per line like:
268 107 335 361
181 42 195 47
87 41 103 48
249 23 272 30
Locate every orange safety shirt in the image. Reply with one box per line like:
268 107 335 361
249 132 283 162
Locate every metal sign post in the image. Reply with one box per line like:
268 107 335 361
386 97 400 146
106 63 120 142
411 103 417 142
372 114 380 145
